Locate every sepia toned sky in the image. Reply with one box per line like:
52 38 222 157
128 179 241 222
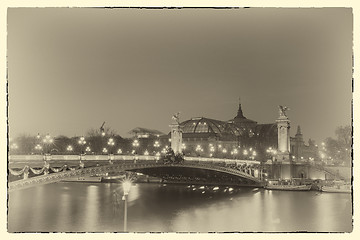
7 7 352 143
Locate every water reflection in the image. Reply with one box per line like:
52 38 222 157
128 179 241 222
8 182 352 232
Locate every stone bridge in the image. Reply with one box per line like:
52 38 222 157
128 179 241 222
8 155 264 192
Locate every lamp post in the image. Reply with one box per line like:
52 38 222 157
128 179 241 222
132 139 140 161
132 139 139 153
122 180 132 232
66 145 73 153
78 136 86 154
42 134 53 154
153 140 160 148
196 145 203 157
35 144 43 154
107 138 115 154
10 143 18 154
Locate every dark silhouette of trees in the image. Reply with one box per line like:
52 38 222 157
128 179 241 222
325 125 352 166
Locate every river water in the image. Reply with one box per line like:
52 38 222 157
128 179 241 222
8 182 352 232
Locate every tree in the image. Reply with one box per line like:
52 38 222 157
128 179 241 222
324 125 352 166
86 127 117 138
335 125 352 146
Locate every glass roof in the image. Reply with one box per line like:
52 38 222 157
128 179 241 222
181 117 240 135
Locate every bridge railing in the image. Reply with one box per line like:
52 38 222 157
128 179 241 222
9 154 260 165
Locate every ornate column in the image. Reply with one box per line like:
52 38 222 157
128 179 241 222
44 160 50 175
276 105 291 162
169 112 183 155
23 166 29 180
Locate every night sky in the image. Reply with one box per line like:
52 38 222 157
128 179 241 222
7 7 352 143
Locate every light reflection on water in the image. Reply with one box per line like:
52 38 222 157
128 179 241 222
8 182 352 232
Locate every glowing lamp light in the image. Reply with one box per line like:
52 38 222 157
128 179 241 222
35 144 42 150
153 141 160 148
117 149 122 154
122 180 132 196
78 136 86 145
132 139 139 147
10 143 18 149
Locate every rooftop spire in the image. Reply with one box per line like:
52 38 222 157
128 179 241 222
296 125 302 136
235 97 245 119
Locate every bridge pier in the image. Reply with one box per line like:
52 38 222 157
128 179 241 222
44 161 50 175
79 161 85 168
23 166 29 180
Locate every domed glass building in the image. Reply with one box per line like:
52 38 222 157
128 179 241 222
173 102 278 160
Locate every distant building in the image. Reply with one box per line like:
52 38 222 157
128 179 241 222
128 127 165 139
290 125 319 162
158 101 318 162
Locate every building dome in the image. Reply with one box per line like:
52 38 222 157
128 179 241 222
180 117 241 136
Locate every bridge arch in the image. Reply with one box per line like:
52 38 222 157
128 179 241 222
8 162 262 192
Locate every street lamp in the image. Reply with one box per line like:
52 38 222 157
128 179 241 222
107 138 115 154
66 145 73 152
78 136 86 154
196 145 203 156
35 144 43 153
10 143 18 152
161 147 167 154
85 146 91 153
243 149 248 159
153 140 160 148
231 148 238 159
122 180 132 232
42 134 53 154
102 148 108 154
132 139 139 154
